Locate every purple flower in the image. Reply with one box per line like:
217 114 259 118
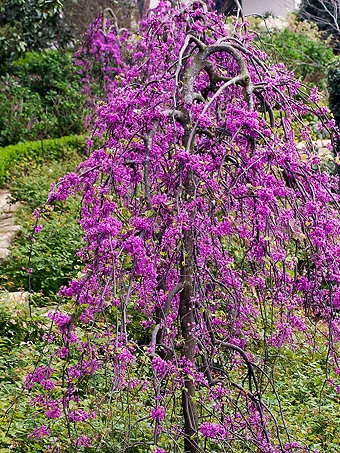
28 425 51 439
200 422 226 438
74 435 92 447
69 409 89 422
151 406 165 421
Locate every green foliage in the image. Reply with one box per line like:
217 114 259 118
0 77 55 147
259 22 334 89
11 51 77 97
269 341 340 452
0 151 84 295
1 206 83 295
0 24 27 64
328 58 340 130
0 50 87 146
0 0 72 66
0 135 86 186
0 294 52 452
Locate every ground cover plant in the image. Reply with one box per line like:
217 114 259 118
6 2 340 453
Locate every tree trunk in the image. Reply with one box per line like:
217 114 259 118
179 105 199 451
180 216 199 453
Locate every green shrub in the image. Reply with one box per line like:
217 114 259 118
0 135 86 187
0 50 87 146
0 77 56 146
0 151 84 295
252 14 335 89
0 0 72 69
260 27 334 89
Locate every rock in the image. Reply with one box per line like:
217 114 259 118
296 140 334 164
0 291 29 304
0 190 20 260
0 190 19 212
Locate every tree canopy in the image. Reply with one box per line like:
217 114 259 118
24 2 340 453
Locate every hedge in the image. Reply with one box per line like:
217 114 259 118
0 135 86 186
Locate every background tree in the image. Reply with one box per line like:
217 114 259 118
0 0 69 64
215 0 242 15
298 0 340 52
63 0 141 36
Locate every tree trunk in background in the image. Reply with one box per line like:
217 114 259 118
215 0 242 15
64 0 140 36
64 0 243 39
137 0 151 18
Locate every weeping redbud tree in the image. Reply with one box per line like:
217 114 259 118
26 2 340 452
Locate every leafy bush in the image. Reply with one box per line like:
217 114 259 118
254 14 334 89
0 0 72 68
0 135 86 186
264 29 333 87
0 150 84 295
0 77 55 146
0 50 87 146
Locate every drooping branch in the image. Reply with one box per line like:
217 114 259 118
181 36 253 108
144 120 160 210
152 282 184 351
102 8 119 35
